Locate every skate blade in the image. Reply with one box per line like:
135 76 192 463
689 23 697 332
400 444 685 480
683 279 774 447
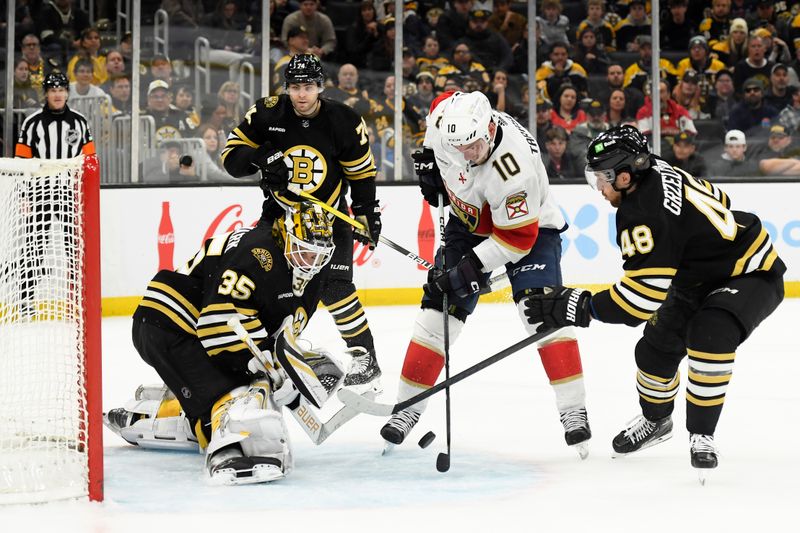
343 377 383 397
695 466 715 486
572 442 589 460
209 464 285 486
381 441 395 456
611 433 673 459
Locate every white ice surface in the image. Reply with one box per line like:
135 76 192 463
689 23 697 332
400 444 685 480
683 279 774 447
4 300 800 532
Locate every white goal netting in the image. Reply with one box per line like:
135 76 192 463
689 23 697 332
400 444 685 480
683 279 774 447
0 156 99 504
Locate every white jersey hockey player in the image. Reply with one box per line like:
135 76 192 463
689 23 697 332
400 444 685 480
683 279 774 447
381 91 593 458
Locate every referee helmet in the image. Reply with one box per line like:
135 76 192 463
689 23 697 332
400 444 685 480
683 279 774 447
43 72 70 91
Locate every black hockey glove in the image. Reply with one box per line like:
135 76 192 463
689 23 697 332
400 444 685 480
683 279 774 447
523 286 592 330
253 143 295 199
351 200 382 249
424 251 486 299
412 148 449 207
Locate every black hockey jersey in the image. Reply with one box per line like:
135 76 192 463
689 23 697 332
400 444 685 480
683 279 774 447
221 95 377 209
591 158 786 326
133 225 324 362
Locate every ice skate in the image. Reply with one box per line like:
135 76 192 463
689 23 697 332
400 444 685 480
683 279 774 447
342 346 382 395
380 408 421 454
690 433 718 485
612 414 673 456
208 445 284 486
560 407 591 460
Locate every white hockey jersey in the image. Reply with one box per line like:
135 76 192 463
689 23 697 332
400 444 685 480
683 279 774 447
424 93 566 272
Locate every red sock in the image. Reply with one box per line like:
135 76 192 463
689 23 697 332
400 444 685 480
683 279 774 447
538 339 583 383
401 340 445 387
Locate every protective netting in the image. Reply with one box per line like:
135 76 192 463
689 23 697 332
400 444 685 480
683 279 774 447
0 157 89 503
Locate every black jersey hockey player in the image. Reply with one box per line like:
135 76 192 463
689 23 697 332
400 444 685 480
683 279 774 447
523 125 786 477
221 53 382 392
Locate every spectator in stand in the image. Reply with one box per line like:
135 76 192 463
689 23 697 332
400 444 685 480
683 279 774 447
346 1 381 69
273 26 311 91
765 63 794 111
710 129 758 176
661 0 695 52
198 0 250 78
402 47 419 83
599 63 644 119
102 50 126 90
636 79 697 138
712 17 748 68
672 70 710 120
20 34 55 101
486 69 516 113
778 85 800 133
707 69 738 123
281 0 336 60
575 0 615 52
535 41 589 100
533 95 552 139
141 140 200 183
606 88 635 127
729 0 749 20
37 0 91 64
367 17 397 71
664 131 707 176
537 0 570 48
119 31 133 66
161 0 204 27
436 0 472 52
69 58 107 98
756 27 793 66
408 71 436 114
66 27 105 86
542 125 581 180
463 8 513 72
733 35 773 94
550 84 587 134
435 41 490 92
416 35 449 77
174 84 200 125
144 80 198 144
9 58 40 108
751 123 797 159
614 0 651 52
727 77 778 135
108 73 132 115
401 0 428 54
675 35 727 111
488 0 527 48
623 35 678 95
326 63 373 117
570 100 609 158
216 81 242 132
141 54 177 102
511 19 549 74
573 26 610 75
197 123 236 182
698 0 732 45
747 0 779 32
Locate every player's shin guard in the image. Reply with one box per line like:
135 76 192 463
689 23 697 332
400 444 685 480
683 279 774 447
685 309 741 437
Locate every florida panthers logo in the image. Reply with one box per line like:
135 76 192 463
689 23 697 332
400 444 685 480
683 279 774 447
285 145 328 191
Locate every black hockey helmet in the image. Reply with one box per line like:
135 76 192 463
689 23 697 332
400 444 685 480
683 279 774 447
43 71 69 91
585 124 652 190
284 53 324 88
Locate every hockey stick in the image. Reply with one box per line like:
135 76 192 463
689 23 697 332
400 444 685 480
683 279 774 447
437 194 451 473
289 187 507 293
337 327 558 416
227 316 369 445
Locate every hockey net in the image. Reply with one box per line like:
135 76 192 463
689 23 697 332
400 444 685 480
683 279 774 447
0 155 102 503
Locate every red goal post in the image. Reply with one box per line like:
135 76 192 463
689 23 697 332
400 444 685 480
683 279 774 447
0 154 103 503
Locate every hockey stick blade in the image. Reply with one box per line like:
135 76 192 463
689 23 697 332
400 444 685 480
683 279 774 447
337 328 558 416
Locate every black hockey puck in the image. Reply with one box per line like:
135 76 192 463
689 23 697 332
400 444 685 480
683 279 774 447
418 431 436 449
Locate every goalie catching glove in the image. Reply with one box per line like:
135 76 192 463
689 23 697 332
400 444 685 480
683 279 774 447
412 148 448 207
424 251 486 299
351 200 382 250
523 286 592 330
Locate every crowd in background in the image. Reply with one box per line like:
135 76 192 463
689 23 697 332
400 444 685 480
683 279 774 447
5 0 800 181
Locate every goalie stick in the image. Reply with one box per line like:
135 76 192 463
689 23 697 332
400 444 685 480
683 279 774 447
338 327 558 416
227 316 370 445
288 187 508 294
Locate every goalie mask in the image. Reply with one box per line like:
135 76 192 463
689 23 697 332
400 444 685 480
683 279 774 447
276 202 335 295
439 91 494 152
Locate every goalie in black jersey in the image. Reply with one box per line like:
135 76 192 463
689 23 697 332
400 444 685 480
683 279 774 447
105 202 348 484
221 53 382 393
523 125 786 474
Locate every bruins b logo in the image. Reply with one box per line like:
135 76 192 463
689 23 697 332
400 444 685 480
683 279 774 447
286 145 328 188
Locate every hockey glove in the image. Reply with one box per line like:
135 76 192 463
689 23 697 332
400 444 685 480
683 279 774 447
523 286 592 329
351 200 382 250
424 251 486 299
253 143 295 199
412 148 449 207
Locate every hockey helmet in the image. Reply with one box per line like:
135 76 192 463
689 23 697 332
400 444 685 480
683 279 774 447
585 125 652 189
276 201 335 294
284 53 325 88
439 91 494 149
43 71 69 91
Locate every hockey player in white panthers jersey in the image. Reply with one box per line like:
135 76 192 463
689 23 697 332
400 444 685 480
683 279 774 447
380 91 593 458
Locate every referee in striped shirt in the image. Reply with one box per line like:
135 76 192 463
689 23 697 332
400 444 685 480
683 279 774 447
14 71 96 317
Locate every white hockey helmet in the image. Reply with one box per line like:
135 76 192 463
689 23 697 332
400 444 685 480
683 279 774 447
439 91 494 148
